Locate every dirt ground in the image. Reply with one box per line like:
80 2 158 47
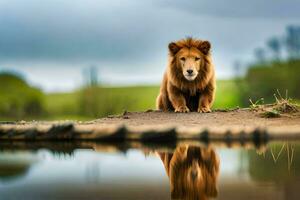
1 107 300 140
90 109 300 135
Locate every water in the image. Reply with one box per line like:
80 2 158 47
0 141 299 200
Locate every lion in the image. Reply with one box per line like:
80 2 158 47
158 145 220 200
156 37 216 113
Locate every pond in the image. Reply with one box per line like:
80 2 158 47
0 141 299 200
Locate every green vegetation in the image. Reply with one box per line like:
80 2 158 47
238 25 300 106
1 61 298 121
44 86 160 120
43 79 240 120
0 72 45 120
78 86 159 118
214 80 241 108
0 71 241 121
240 60 300 105
44 92 86 120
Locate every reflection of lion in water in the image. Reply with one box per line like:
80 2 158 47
158 146 219 200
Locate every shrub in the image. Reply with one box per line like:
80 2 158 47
240 60 300 105
0 72 45 119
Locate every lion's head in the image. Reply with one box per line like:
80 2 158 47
168 38 211 82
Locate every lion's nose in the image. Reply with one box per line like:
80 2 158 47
187 69 193 75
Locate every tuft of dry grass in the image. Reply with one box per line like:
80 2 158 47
250 90 299 118
272 90 299 113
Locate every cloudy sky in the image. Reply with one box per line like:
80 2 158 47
0 0 299 92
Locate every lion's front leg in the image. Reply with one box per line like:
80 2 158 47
168 84 189 113
198 82 215 113
198 94 212 113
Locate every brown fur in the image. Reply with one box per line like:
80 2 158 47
156 37 216 112
158 145 220 200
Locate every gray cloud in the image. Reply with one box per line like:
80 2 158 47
0 0 299 91
158 0 300 19
0 0 161 62
1 0 299 63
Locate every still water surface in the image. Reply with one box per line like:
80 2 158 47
0 141 299 200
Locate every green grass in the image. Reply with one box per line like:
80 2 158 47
43 80 240 120
214 80 241 108
45 92 80 116
44 86 160 120
44 92 92 120
97 85 160 111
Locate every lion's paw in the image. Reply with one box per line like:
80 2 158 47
175 106 190 113
198 107 211 113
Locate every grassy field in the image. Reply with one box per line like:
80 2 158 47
44 80 241 120
44 60 300 120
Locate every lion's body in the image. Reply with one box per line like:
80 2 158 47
156 38 216 113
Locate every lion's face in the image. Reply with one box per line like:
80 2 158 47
168 39 211 82
177 47 202 81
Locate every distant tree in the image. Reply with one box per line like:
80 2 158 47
254 47 266 64
83 65 99 86
89 65 98 86
233 60 242 78
285 25 300 59
267 37 281 61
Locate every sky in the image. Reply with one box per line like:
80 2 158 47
0 0 299 92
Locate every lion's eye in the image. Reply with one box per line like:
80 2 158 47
195 57 200 61
180 57 186 61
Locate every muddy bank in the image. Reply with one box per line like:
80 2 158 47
0 108 300 142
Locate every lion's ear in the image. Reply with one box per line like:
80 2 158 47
198 41 211 55
168 42 180 55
